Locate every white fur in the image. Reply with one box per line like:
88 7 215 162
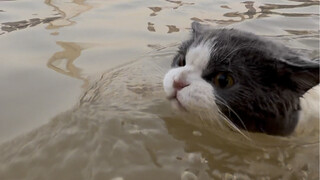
163 42 220 120
295 85 320 134
186 42 212 70
163 41 319 135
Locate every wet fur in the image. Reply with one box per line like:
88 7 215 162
163 22 319 136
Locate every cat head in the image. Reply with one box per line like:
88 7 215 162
163 22 319 136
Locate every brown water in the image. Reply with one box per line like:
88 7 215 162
0 0 319 179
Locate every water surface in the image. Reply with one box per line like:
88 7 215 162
0 0 319 179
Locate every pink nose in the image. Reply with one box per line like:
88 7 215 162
173 80 189 90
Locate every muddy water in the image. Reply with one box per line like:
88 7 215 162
0 0 319 179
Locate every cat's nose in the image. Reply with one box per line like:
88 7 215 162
173 80 189 90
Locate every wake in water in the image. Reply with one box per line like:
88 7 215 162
0 44 318 180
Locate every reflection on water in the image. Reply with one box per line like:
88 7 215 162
149 7 162 16
147 0 194 33
47 42 92 88
260 1 319 17
185 0 319 25
147 22 156 32
243 1 256 19
285 29 317 35
44 0 92 29
45 0 94 88
0 0 319 179
148 0 194 17
166 25 179 33
0 0 92 34
0 17 60 35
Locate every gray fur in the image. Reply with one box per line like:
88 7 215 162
170 22 319 136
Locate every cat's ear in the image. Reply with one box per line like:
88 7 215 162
277 57 319 94
191 22 210 36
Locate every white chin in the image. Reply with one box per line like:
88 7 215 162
170 99 188 112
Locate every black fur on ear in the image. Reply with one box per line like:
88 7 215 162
276 56 319 95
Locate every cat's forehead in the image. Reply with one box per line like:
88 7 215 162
183 31 243 68
183 29 276 67
185 41 214 70
186 28 267 52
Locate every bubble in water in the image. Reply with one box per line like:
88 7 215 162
181 171 198 180
192 130 202 136
111 177 124 180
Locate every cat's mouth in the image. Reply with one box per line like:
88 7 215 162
167 92 188 112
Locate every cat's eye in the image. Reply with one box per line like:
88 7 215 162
178 57 186 67
213 72 234 89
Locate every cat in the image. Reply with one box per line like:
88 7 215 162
163 22 319 136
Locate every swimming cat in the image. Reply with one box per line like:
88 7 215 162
163 22 319 136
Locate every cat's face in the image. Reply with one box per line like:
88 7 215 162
163 22 319 136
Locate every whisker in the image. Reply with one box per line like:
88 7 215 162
213 96 252 141
199 103 249 140
195 102 251 141
199 112 212 127
217 108 252 141
201 110 222 128
215 94 248 132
